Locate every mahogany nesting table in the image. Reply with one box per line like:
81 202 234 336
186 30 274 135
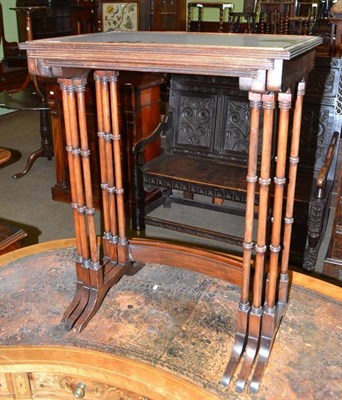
20 32 322 393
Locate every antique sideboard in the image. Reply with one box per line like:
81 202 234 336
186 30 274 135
19 32 322 393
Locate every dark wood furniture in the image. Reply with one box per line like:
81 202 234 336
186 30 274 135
0 88 53 179
324 142 342 280
301 56 342 270
186 1 257 33
21 31 321 393
0 64 27 91
0 145 28 252
329 17 342 57
0 5 54 179
15 0 73 42
70 0 99 35
0 222 27 256
187 2 233 32
47 71 165 213
134 57 341 270
0 2 27 90
0 147 11 165
148 0 186 31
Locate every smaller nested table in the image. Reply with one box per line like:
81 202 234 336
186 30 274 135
21 32 322 393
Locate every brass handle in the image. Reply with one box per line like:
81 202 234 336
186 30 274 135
73 382 86 399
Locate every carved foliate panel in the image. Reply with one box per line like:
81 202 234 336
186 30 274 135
221 99 251 154
174 93 216 151
306 68 337 97
299 108 330 171
306 57 341 99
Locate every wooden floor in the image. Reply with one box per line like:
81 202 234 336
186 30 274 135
0 240 341 399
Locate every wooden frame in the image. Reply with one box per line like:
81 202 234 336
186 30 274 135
101 1 138 32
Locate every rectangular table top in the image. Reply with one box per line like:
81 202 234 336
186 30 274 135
21 32 322 81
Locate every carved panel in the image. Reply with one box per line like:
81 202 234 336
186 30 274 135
175 94 216 150
306 57 341 99
336 69 342 117
299 108 330 170
222 99 251 153
30 373 149 399
306 69 337 97
144 175 247 202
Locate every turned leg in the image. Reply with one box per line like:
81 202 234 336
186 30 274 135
58 78 92 330
221 92 262 386
235 93 275 392
250 90 292 392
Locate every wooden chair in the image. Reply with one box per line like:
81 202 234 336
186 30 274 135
133 57 341 270
187 2 233 32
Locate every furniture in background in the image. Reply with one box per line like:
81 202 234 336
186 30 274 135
0 222 27 255
328 17 342 57
0 149 28 255
15 0 73 42
0 88 53 178
187 2 233 32
324 138 342 280
48 72 165 215
186 1 257 33
134 57 341 270
0 147 11 165
0 5 53 179
146 0 186 31
70 0 99 35
0 2 27 91
301 56 341 270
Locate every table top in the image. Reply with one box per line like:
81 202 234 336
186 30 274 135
20 32 322 83
0 240 341 400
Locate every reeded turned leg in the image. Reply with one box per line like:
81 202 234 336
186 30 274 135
250 89 292 392
59 71 130 333
250 82 306 393
221 92 262 386
221 80 306 393
235 92 276 393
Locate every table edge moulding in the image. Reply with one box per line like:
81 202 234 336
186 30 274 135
19 31 322 394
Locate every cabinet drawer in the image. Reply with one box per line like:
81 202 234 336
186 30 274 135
30 373 149 399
